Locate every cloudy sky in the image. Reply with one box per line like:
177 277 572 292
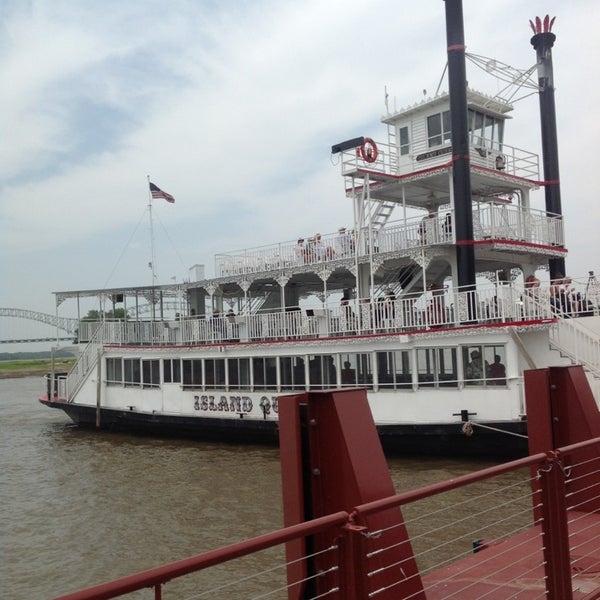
1 0 599 335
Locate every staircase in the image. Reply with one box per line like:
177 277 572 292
66 324 105 401
368 199 398 231
548 316 600 405
549 317 600 379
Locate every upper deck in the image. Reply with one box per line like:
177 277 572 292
214 201 563 278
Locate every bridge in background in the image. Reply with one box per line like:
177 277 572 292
0 308 78 344
0 304 182 344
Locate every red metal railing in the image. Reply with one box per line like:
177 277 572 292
52 437 600 600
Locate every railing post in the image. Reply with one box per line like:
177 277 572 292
338 524 369 600
538 454 573 600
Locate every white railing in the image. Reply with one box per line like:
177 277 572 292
76 282 567 348
475 204 563 246
214 205 562 277
549 318 600 378
339 136 539 180
66 324 106 401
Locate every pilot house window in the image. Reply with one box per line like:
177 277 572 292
427 111 451 147
467 109 504 150
399 126 410 155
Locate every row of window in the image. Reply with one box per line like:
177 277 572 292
105 345 507 391
397 109 505 152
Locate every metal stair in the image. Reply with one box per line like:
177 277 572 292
368 199 398 231
549 316 600 379
66 325 105 401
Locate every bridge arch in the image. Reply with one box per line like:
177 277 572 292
0 308 78 336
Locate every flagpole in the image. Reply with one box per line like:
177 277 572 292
147 176 157 321
146 175 158 290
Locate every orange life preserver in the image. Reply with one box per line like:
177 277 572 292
358 137 378 163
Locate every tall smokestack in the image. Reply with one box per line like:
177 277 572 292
530 15 565 279
444 0 476 296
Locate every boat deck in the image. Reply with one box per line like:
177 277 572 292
423 511 600 598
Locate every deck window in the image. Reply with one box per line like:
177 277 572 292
227 358 250 390
483 345 507 386
253 357 277 390
339 353 373 389
205 358 226 389
427 110 451 147
182 359 202 389
463 344 506 386
106 357 122 385
124 358 141 387
280 356 306 391
308 354 337 390
436 348 458 387
142 359 160 389
376 350 412 389
163 358 181 384
416 348 436 387
416 347 458 388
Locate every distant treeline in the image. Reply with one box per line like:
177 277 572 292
0 349 77 361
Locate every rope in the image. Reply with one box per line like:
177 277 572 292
462 421 528 439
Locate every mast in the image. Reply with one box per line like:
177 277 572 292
147 176 157 321
147 175 158 288
444 0 476 296
530 16 565 280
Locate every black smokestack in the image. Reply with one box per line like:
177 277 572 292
444 0 476 301
530 15 565 279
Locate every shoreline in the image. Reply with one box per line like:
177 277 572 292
0 369 49 379
0 359 76 380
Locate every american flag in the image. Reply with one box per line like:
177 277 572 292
149 182 175 203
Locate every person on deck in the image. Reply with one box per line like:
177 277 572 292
465 350 490 384
295 239 306 264
489 355 506 385
336 227 351 256
418 210 437 244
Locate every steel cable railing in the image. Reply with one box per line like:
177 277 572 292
49 439 600 600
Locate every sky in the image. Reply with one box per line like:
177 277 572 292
1 0 599 342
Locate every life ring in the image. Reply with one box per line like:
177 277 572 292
358 137 378 163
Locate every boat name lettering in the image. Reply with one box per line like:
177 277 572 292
415 145 453 162
193 395 279 414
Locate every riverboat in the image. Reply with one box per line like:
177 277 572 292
39 6 600 457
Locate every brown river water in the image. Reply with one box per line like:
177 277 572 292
1 377 532 599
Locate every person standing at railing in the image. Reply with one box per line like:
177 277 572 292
560 276 577 316
524 275 542 318
305 237 316 263
549 273 564 313
442 212 453 241
210 310 226 341
311 233 334 260
419 210 437 244
426 283 445 327
225 308 238 342
336 227 351 256
295 238 306 264
313 233 324 260
384 288 396 329
340 293 355 333
349 229 356 254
